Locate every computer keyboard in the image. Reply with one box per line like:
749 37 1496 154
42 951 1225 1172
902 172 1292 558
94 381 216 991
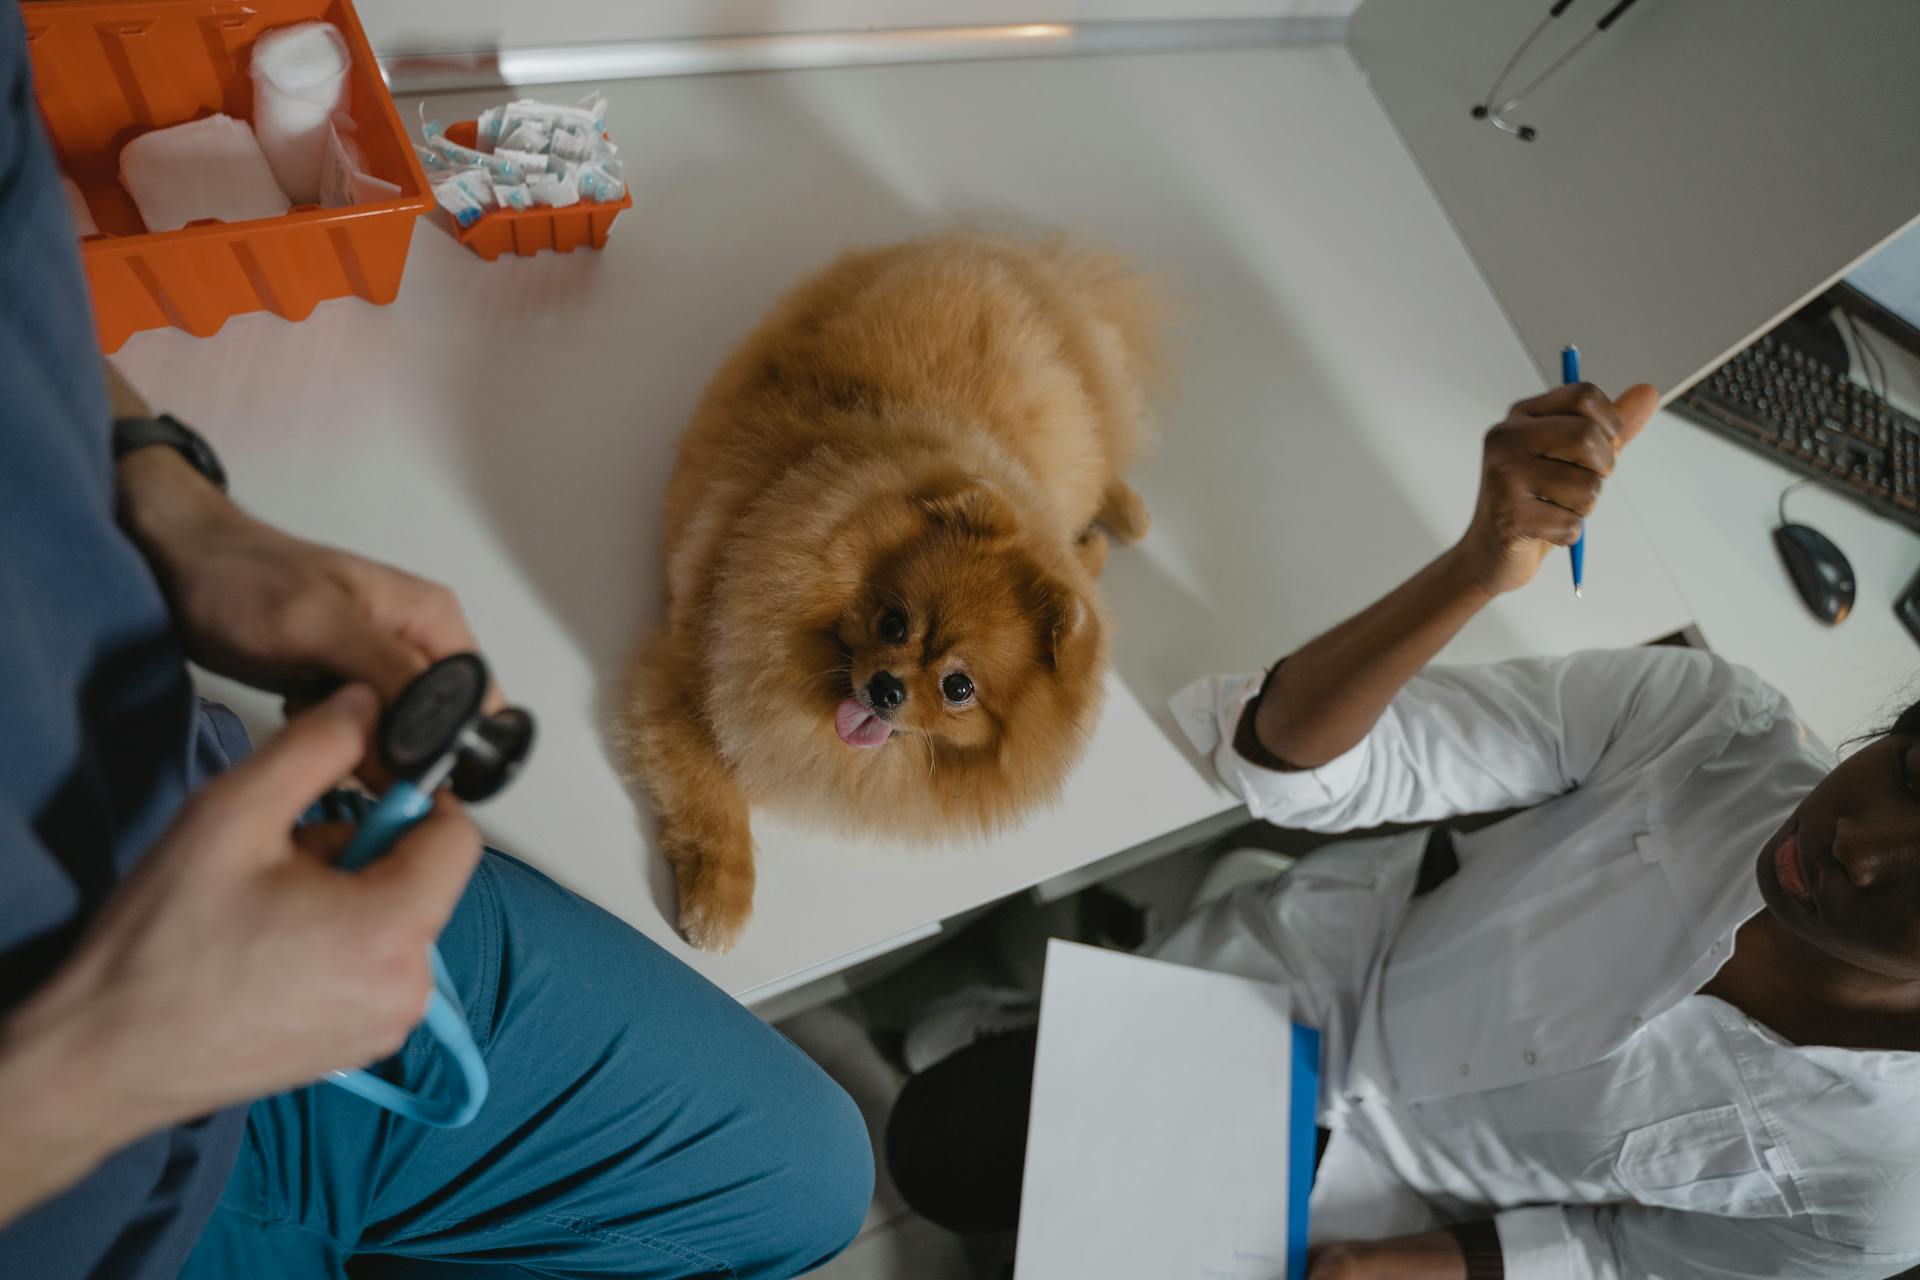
1672 332 1920 533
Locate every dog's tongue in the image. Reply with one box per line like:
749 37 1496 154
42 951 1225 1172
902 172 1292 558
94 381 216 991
835 697 894 748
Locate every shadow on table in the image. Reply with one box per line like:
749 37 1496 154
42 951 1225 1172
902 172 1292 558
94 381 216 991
1037 208 1532 755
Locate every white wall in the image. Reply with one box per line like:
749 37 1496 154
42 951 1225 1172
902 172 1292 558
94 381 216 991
359 0 1359 56
1350 0 1920 400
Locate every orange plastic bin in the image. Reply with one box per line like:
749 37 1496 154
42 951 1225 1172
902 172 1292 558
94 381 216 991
440 120 632 263
23 0 434 352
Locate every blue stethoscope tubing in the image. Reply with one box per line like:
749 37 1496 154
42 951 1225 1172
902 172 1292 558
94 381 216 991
324 781 490 1128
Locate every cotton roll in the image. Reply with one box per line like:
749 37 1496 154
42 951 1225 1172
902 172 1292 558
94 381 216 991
249 21 351 205
117 113 291 233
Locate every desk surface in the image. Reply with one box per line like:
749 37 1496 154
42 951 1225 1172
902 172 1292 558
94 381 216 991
115 46 1693 1001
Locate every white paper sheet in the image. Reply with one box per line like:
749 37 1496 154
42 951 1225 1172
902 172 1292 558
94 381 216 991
1014 939 1317 1280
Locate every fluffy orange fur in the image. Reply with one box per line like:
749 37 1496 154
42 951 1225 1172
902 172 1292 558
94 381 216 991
619 234 1162 951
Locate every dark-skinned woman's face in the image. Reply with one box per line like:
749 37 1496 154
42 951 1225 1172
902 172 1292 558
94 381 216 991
1757 733 1920 980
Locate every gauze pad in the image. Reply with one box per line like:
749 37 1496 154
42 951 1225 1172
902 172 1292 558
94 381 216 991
118 113 292 232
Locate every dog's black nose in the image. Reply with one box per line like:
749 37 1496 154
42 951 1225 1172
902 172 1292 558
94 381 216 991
867 671 907 711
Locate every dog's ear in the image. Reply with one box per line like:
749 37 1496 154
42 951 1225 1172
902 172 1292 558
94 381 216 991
1030 576 1098 673
918 478 1009 539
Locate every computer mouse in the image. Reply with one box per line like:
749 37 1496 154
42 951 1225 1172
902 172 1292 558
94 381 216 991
1773 523 1855 624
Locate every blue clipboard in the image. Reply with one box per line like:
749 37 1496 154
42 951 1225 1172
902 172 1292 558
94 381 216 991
1287 1023 1323 1280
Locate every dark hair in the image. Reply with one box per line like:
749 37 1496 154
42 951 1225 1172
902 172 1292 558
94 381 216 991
1886 698 1920 740
1841 696 1920 752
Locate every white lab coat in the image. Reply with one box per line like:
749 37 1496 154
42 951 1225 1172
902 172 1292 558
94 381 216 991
1167 647 1920 1280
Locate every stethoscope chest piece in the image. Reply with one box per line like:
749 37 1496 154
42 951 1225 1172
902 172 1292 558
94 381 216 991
379 653 535 802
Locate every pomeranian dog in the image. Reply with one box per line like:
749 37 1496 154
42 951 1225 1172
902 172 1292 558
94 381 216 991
620 234 1161 951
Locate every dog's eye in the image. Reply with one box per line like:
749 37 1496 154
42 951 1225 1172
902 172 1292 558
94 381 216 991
878 610 908 644
941 672 975 705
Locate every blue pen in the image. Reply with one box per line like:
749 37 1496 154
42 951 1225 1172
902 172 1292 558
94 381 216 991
1563 345 1584 596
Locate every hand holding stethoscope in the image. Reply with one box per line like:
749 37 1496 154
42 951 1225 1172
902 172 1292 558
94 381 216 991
324 653 534 1127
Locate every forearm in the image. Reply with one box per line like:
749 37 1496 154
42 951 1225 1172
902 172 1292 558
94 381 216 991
1254 382 1658 771
1254 545 1490 768
106 359 247 565
116 441 235 541
1313 1228 1472 1280
0 996 158 1226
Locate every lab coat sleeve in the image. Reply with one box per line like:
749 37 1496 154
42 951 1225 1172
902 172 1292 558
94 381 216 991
1496 1203 1918 1280
1169 646 1783 831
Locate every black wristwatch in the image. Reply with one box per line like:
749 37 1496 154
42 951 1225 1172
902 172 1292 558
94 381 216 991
112 413 228 493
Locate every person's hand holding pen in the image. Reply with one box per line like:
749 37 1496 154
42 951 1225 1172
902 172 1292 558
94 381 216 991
1453 380 1659 599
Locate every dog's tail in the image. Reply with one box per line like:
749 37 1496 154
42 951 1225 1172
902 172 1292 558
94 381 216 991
1028 235 1169 474
1035 236 1170 391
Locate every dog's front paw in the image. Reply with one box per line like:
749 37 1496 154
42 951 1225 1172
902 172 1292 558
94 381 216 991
1099 481 1150 544
1075 527 1111 575
664 827 757 954
678 880 754 954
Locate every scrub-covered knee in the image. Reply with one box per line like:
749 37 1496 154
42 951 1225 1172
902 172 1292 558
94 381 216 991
762 1072 873 1276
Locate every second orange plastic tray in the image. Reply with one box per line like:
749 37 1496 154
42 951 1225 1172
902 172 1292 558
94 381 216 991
440 120 631 262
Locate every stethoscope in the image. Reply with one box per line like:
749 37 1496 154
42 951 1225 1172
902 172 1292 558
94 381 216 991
1472 0 1647 141
325 653 534 1127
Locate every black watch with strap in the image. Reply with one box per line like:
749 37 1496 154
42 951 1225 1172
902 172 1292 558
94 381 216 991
111 413 228 493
